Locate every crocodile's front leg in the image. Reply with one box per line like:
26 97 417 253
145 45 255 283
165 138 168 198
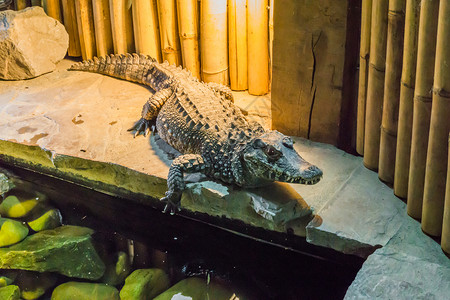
161 154 210 214
128 87 173 136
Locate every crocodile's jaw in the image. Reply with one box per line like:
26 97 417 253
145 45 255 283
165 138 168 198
240 131 323 187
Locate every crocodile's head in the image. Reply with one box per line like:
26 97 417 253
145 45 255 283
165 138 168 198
237 131 323 187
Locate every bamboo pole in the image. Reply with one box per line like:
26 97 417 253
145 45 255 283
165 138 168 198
177 0 200 78
269 0 274 86
157 0 182 65
200 0 228 85
61 0 82 57
442 134 450 254
407 0 440 219
31 0 42 6
247 0 269 95
394 0 420 198
74 0 96 60
92 0 114 57
378 0 406 183
109 0 135 54
422 0 450 237
228 0 248 91
42 0 62 22
132 0 161 61
14 0 28 10
363 0 389 170
356 0 373 156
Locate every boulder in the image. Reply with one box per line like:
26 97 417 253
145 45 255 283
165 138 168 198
51 282 119 300
0 190 45 218
27 208 62 232
0 270 18 287
0 225 105 280
101 251 131 286
15 271 57 300
0 217 29 247
120 269 170 300
0 285 20 300
0 7 68 80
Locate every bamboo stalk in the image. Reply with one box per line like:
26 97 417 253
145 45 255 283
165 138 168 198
228 0 248 91
363 0 389 170
378 0 406 183
269 0 274 86
42 0 62 22
177 0 200 78
356 0 373 156
14 0 28 10
422 0 450 237
132 0 161 61
61 0 82 57
92 0 114 57
442 134 450 254
109 0 135 54
441 134 450 254
394 0 420 198
31 0 42 6
407 0 440 219
157 0 181 65
75 0 96 60
247 0 269 95
200 0 228 85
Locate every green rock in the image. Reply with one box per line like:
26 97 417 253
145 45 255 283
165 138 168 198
0 218 29 247
51 282 120 300
0 285 20 300
15 271 57 300
0 270 18 287
101 251 131 286
27 208 62 232
0 225 105 280
154 277 244 300
120 269 170 300
0 190 44 218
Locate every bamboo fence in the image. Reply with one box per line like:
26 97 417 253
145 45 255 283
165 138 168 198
109 0 135 54
14 0 27 10
378 0 406 184
157 0 181 65
74 0 96 60
394 0 420 198
177 0 200 78
132 0 161 61
356 0 373 156
442 134 450 254
422 0 450 237
92 0 114 58
61 0 82 57
407 0 440 219
364 0 389 170
42 0 63 22
228 0 248 91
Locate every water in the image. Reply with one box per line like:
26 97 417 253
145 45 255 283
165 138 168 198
0 164 363 299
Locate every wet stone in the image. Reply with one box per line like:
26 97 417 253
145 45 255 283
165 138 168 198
120 269 170 300
0 285 20 300
101 251 131 286
15 271 57 300
0 270 18 287
0 217 29 247
27 208 62 232
51 282 120 300
0 173 14 195
0 225 105 280
0 191 44 218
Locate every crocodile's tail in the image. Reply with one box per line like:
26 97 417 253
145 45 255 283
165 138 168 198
69 53 159 89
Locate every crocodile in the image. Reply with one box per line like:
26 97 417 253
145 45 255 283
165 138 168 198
69 54 323 214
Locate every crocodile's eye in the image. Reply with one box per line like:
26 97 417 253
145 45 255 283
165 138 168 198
282 137 294 149
264 145 281 160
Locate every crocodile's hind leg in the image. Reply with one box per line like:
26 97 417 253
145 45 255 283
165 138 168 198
161 154 210 214
128 88 173 137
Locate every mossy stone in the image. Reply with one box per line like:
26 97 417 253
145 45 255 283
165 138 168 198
0 195 38 218
51 282 120 300
15 271 57 300
101 251 131 286
0 285 20 300
0 218 29 247
120 269 170 300
0 225 105 280
154 277 244 300
0 270 18 287
27 209 62 232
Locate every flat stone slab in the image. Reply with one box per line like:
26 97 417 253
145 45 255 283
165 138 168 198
345 214 450 299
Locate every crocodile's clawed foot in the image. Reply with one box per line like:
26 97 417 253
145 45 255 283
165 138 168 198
160 191 182 215
128 118 152 137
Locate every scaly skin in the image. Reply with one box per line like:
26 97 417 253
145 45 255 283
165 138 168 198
70 54 323 214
